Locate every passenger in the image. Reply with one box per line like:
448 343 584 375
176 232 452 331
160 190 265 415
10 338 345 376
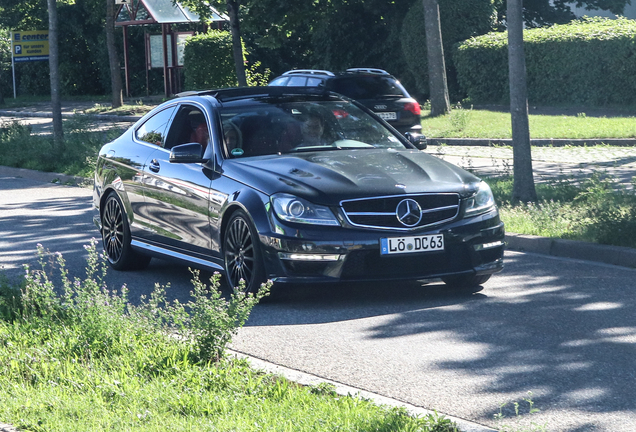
224 121 242 152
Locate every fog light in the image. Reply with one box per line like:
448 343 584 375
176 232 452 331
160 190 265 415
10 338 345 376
474 240 504 251
279 253 341 261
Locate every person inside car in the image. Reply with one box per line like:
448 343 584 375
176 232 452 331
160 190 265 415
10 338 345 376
299 113 327 146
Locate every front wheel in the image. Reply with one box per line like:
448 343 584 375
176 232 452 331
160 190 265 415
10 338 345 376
441 274 491 288
101 192 151 271
223 210 266 293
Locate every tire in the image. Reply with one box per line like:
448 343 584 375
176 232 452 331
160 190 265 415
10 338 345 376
101 192 151 271
223 210 266 293
441 273 491 288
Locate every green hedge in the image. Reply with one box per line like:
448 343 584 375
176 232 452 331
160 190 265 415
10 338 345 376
184 31 238 91
454 17 636 105
400 0 496 101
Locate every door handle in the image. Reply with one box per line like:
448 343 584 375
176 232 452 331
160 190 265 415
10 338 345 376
149 159 160 173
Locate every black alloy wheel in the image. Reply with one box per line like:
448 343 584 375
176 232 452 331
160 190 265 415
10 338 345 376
101 192 151 271
223 210 265 293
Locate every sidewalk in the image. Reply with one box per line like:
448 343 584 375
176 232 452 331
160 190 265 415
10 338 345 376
1 101 636 269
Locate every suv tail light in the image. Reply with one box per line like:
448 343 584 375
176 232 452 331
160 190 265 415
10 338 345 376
404 102 421 116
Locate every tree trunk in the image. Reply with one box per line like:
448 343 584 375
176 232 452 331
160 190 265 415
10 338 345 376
227 0 247 87
422 0 449 117
47 0 64 144
507 0 537 203
106 0 123 108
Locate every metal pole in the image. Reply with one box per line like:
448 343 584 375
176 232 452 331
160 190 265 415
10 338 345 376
162 23 169 98
122 25 130 98
11 33 16 98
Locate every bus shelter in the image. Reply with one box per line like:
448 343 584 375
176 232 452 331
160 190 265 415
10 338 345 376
115 0 227 97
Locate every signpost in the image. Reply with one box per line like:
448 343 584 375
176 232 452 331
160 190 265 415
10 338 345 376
10 30 50 98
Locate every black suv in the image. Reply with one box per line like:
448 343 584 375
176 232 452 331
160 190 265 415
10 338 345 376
269 68 423 137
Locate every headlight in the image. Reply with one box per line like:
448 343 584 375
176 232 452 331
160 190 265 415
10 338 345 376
271 193 340 226
465 181 496 217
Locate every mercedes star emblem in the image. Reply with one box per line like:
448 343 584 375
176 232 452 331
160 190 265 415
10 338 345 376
396 198 422 227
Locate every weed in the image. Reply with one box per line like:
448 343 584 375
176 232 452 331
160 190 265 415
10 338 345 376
494 392 547 432
448 103 472 132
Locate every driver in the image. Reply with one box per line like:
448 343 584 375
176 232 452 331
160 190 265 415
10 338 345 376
300 113 327 146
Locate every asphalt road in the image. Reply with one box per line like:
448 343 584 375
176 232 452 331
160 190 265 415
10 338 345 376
1 174 636 432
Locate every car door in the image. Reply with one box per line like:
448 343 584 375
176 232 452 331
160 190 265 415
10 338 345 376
138 103 216 257
116 105 177 237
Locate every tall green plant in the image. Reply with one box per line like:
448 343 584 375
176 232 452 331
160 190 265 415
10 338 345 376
6 239 270 363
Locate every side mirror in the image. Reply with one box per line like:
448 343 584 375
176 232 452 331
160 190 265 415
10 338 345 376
169 143 206 163
404 132 427 150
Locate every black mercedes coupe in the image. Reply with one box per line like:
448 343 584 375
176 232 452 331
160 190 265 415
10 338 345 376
93 87 504 293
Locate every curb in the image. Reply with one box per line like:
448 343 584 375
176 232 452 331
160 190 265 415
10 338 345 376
505 233 636 268
427 137 636 147
0 109 140 122
0 165 88 187
227 349 497 432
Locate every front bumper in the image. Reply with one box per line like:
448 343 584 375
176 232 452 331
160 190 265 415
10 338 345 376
259 210 505 284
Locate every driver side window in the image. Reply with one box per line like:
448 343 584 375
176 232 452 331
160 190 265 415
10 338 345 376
164 105 210 154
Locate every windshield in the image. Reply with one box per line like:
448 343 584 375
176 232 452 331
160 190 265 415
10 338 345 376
219 99 407 158
329 76 409 99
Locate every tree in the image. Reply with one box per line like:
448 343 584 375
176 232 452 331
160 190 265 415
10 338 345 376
422 0 450 116
47 0 63 144
105 0 122 107
507 0 536 203
225 0 246 87
180 0 247 87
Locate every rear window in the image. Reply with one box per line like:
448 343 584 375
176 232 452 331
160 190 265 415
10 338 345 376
329 76 409 99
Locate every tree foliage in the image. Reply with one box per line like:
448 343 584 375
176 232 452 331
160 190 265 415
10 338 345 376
0 0 632 99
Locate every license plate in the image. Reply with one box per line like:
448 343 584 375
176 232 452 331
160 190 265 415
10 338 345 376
377 111 397 120
380 234 444 255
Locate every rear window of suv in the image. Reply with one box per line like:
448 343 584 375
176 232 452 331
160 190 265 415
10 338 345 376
329 76 408 99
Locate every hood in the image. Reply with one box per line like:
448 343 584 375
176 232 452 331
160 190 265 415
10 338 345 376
225 149 480 204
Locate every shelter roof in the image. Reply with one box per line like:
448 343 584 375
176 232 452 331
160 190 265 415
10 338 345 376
116 0 228 26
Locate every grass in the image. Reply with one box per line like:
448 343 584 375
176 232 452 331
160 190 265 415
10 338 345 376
487 172 636 247
83 101 157 117
0 95 159 117
0 242 457 432
421 105 636 139
0 116 123 178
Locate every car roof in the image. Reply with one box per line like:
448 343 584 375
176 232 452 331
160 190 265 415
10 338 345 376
175 86 339 103
279 68 395 79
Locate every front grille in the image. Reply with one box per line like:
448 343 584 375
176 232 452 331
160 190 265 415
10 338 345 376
341 193 460 230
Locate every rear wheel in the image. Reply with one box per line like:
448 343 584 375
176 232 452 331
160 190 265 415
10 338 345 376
101 192 151 271
441 274 491 288
223 210 266 293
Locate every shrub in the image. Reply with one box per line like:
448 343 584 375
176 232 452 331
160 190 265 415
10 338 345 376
184 31 239 90
454 17 636 105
